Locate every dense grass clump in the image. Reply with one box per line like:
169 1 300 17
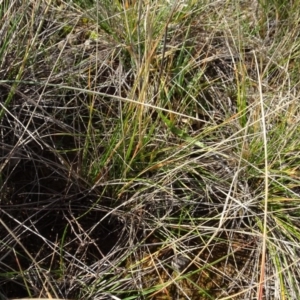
1 0 300 299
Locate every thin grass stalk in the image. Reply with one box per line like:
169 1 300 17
254 51 269 300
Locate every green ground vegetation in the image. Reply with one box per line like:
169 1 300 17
1 0 300 299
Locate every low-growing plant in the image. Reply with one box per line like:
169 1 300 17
1 0 300 299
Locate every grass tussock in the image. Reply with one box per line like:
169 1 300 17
1 0 300 299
